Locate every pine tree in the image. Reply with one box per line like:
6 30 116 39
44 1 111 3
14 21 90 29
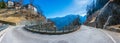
0 0 6 9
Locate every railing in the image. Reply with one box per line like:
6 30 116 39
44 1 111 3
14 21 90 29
0 24 9 31
24 25 80 35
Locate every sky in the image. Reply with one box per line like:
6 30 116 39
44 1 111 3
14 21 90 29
3 0 93 18
38 0 93 18
36 0 92 18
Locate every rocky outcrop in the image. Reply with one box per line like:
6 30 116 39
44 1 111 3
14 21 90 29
85 0 120 29
86 0 109 17
96 1 120 28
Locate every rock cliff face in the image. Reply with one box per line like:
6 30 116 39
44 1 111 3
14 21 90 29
85 0 120 29
96 1 120 28
86 0 109 17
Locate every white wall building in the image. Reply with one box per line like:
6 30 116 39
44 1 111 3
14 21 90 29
7 1 14 8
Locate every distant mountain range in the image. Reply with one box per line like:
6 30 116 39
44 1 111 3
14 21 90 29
49 14 87 30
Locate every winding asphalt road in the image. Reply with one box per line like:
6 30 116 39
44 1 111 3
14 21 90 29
0 25 119 43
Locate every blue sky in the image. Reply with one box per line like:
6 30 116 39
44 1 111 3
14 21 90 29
37 0 92 18
4 0 93 18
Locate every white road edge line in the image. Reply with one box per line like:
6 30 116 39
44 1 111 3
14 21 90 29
0 30 8 43
99 29 117 43
0 26 13 43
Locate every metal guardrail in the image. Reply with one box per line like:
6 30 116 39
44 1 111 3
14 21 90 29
0 24 9 31
24 25 80 35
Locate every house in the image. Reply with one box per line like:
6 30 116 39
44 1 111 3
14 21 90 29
7 1 14 9
26 4 37 14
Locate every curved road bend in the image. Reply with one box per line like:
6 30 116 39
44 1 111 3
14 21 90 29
0 25 118 43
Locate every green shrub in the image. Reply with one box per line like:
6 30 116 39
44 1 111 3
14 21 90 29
0 0 6 9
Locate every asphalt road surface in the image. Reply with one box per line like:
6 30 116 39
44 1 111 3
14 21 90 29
0 25 117 43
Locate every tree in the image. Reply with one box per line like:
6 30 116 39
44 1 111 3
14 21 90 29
0 0 6 9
